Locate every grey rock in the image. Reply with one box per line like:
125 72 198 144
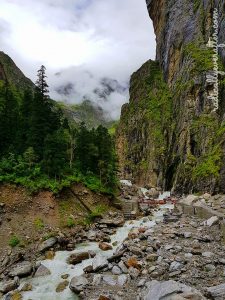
102 275 117 286
34 264 51 277
165 244 174 251
219 258 225 265
169 261 183 272
92 274 102 285
207 283 225 299
149 266 156 273
92 255 108 271
9 261 33 277
112 266 122 275
69 275 88 293
118 274 128 286
143 280 205 300
0 278 19 294
128 267 140 279
118 261 128 274
203 216 219 227
128 246 143 256
205 264 216 272
38 237 57 252
183 232 192 238
138 279 147 287
202 252 214 258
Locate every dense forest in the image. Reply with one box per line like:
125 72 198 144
0 66 117 194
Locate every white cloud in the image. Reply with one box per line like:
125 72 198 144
0 0 156 119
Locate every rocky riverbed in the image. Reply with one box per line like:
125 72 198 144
1 190 225 300
79 207 225 300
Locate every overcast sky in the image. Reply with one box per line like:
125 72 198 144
0 0 156 119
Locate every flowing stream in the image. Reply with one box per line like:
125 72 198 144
20 193 173 300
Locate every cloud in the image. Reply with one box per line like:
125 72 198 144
0 0 156 119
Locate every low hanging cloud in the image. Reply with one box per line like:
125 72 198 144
0 0 156 119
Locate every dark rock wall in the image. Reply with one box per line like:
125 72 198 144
117 0 225 194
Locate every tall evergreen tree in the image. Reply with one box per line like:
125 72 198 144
29 65 60 158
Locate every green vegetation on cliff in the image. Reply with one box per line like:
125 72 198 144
117 60 172 184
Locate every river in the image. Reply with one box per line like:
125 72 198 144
20 193 173 300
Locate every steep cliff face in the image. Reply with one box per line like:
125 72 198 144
117 0 225 193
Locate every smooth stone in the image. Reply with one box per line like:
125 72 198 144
67 252 90 265
9 261 33 277
99 242 113 251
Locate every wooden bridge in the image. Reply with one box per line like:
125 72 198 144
138 197 177 208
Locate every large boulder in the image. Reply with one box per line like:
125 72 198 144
9 261 33 277
34 264 51 277
69 275 88 294
143 280 206 300
92 255 108 271
38 237 57 252
0 278 19 294
67 252 90 265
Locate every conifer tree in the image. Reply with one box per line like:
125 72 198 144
29 65 60 158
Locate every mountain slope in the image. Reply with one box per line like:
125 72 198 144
0 51 34 90
117 0 225 194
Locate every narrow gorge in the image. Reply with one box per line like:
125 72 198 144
117 0 225 194
1 1 225 300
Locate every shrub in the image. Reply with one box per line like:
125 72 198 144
66 217 75 228
34 218 44 230
85 204 107 224
9 235 20 247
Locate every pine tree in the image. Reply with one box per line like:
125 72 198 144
29 66 60 158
